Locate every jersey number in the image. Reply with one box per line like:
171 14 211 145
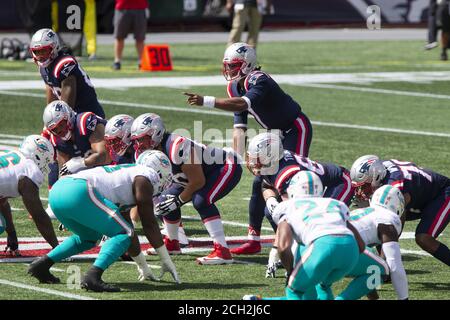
294 155 325 176
388 160 432 182
0 151 21 169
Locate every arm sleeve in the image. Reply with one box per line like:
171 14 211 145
233 111 248 128
382 241 408 300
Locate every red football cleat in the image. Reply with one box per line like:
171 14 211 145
163 236 181 255
196 243 233 265
230 240 261 255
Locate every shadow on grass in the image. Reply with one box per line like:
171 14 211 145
117 281 267 293
410 281 450 291
404 269 431 275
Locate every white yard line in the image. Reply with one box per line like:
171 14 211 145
299 83 450 101
3 71 450 90
0 279 96 300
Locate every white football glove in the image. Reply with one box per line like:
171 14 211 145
155 195 185 216
59 157 87 176
266 197 279 215
137 264 157 282
156 246 181 284
265 247 280 278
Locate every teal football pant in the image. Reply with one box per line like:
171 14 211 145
47 177 133 271
285 235 359 300
335 247 389 300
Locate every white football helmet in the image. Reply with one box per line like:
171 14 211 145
105 114 134 156
19 135 54 174
223 42 257 81
287 171 324 199
30 28 60 68
247 132 284 176
130 113 165 154
43 100 75 141
136 150 173 196
350 155 387 201
370 185 405 217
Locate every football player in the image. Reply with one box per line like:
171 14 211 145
104 114 136 165
184 43 313 255
245 132 354 268
28 150 180 292
30 28 105 205
244 171 363 300
30 28 105 118
336 185 409 300
350 155 450 266
43 100 110 178
130 113 243 265
0 135 59 255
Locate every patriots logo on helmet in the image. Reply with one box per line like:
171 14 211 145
236 46 248 54
54 103 63 111
114 119 126 128
143 116 153 126
47 31 55 38
359 159 376 174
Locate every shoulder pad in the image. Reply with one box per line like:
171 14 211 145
78 112 98 136
53 56 77 79
244 71 270 91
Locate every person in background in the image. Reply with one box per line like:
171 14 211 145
437 0 450 60
113 0 149 70
425 0 438 50
226 0 271 48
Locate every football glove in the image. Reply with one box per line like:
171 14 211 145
59 157 87 176
159 258 181 284
265 246 280 278
266 197 279 215
137 264 157 282
155 195 186 217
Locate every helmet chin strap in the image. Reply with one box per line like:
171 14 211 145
61 130 72 141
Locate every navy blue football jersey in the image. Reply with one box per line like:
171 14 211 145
382 159 450 211
40 53 104 118
262 151 346 195
158 133 231 186
50 112 106 158
228 71 302 130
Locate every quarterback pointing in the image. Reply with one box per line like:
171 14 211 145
185 43 314 255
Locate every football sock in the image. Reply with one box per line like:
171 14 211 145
204 216 228 248
94 234 130 270
47 235 96 262
432 243 450 266
164 218 180 241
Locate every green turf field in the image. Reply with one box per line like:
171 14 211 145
0 39 449 300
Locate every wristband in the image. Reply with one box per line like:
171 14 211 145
203 96 216 108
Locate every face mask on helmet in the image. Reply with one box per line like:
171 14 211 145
30 45 54 66
223 60 245 81
132 134 158 154
105 136 129 156
47 118 72 141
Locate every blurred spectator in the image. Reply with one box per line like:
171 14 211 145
113 0 149 70
437 0 450 60
226 0 271 48
425 0 438 50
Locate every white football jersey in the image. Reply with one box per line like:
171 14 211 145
71 164 159 207
349 206 402 246
0 150 44 199
280 197 353 246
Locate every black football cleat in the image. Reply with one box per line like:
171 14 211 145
81 267 120 292
28 256 60 284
